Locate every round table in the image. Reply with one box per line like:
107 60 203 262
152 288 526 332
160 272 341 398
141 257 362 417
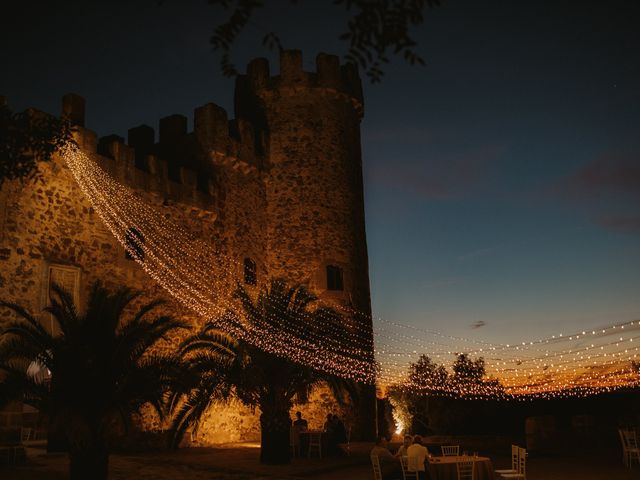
427 455 495 480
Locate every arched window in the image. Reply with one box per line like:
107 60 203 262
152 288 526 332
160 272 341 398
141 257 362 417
326 265 344 291
244 257 257 285
125 227 144 261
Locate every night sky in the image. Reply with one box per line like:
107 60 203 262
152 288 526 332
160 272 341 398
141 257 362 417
3 0 639 347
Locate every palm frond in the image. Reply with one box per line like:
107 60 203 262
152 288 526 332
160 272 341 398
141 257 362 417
325 375 360 406
0 334 51 366
114 315 188 366
132 299 165 325
287 284 317 317
179 325 237 359
167 380 228 449
47 283 79 337
0 300 55 350
232 283 261 327
1 281 194 448
85 283 140 337
109 353 187 428
0 364 49 411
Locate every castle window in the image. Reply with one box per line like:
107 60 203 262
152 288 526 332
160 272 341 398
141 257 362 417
43 264 80 336
244 258 257 285
125 227 144 261
326 265 344 291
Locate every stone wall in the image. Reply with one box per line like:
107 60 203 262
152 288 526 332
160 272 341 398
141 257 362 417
0 49 375 443
190 383 355 446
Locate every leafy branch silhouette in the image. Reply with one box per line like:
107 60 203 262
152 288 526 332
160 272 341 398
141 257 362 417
206 0 440 82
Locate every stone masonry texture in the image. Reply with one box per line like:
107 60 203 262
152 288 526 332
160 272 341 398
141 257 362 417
0 50 374 443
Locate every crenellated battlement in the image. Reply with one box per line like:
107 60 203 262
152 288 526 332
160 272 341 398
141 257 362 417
72 127 216 215
24 48 364 222
235 50 364 118
193 103 264 175
59 93 265 214
56 50 363 206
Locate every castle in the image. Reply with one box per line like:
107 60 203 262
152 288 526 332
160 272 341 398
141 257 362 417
0 50 374 442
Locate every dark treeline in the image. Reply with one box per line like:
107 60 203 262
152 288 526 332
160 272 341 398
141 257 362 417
384 354 640 442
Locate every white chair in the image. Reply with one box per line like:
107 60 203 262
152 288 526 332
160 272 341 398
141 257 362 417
20 427 33 443
500 447 526 479
457 458 475 480
495 444 519 475
621 429 640 468
618 428 629 467
442 445 460 456
619 429 628 467
308 431 322 458
371 454 383 480
400 455 419 480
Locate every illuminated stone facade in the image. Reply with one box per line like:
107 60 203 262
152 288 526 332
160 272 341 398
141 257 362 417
0 50 373 442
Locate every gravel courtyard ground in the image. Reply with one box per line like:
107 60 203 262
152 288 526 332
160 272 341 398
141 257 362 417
1 441 638 479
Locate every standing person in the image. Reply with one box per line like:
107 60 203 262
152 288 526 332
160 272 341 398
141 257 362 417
406 435 429 479
323 413 336 455
332 415 347 443
324 413 336 454
395 434 413 458
332 414 348 456
323 413 334 433
370 436 400 480
291 411 307 457
293 411 308 430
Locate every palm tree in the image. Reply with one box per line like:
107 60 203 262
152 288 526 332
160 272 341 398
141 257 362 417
0 282 187 480
169 279 359 464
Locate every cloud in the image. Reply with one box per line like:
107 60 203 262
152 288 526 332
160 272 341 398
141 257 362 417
554 152 640 233
367 144 506 200
561 152 640 200
592 215 640 233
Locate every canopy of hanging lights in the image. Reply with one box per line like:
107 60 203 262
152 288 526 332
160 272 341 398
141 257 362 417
62 144 640 399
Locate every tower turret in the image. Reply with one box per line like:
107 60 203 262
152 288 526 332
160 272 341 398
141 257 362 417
236 50 368 306
236 50 374 438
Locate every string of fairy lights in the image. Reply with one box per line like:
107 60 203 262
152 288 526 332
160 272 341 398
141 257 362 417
61 144 640 399
63 145 377 383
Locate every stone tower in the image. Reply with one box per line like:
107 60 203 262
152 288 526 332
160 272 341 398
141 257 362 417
236 50 371 318
236 50 375 438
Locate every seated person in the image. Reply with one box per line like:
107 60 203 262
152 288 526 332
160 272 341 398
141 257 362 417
395 434 413 458
406 435 429 479
370 436 400 480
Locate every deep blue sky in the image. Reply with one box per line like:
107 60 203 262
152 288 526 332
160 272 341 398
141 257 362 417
2 0 639 346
